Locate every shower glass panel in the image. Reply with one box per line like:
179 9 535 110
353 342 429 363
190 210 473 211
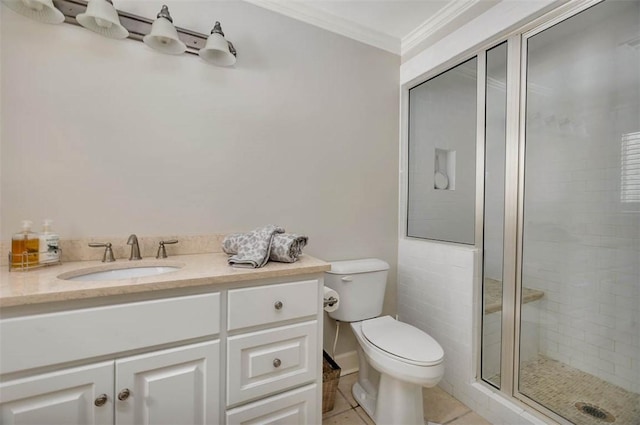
519 1 640 423
407 57 477 244
481 42 507 388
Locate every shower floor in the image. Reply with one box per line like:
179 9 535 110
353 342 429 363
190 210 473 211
512 355 640 425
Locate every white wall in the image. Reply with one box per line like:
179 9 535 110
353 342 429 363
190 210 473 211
0 0 399 358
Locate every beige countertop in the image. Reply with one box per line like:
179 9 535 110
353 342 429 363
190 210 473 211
0 253 330 308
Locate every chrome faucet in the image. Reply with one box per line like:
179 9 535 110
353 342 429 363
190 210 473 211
127 234 142 260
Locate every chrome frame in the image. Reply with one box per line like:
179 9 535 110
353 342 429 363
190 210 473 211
500 34 522 397
473 51 487 383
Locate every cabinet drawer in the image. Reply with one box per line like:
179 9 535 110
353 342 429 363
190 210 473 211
226 384 317 425
227 280 318 331
0 293 220 375
227 321 318 406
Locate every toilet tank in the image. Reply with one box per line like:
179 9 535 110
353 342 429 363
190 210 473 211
324 258 389 322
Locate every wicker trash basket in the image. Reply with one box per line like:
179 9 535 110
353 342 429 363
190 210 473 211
322 351 341 413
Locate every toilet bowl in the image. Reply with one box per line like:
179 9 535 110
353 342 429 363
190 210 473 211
350 316 444 425
324 259 445 425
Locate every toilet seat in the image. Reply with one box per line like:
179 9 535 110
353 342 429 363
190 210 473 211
361 316 444 366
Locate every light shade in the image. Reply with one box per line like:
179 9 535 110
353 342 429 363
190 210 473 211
1 0 64 24
199 21 236 67
143 5 186 55
76 0 129 39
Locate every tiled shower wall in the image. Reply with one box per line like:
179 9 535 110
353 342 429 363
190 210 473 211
397 238 544 425
522 106 640 393
521 9 640 392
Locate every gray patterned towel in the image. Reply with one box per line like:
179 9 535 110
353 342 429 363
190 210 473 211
227 225 285 268
223 233 308 263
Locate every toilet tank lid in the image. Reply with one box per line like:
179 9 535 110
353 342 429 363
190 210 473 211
327 258 390 275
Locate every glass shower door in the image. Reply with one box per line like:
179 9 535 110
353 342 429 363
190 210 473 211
519 1 640 423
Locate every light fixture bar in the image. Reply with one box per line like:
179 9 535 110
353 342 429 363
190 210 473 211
51 0 213 55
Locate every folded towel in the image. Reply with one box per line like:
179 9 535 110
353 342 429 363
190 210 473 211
223 232 308 263
270 233 308 262
228 225 285 268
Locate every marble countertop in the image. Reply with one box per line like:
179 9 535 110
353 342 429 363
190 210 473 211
0 253 330 308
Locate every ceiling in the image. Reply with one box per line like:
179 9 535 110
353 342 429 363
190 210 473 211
244 0 499 55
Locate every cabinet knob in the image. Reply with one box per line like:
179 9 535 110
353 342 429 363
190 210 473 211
274 301 283 310
273 358 282 368
118 388 131 401
94 394 108 407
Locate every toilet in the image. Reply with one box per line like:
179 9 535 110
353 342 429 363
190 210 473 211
325 259 444 425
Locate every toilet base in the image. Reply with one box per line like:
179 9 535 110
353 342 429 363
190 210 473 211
352 381 377 420
353 373 428 425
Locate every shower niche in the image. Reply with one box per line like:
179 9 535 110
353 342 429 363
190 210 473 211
434 148 455 190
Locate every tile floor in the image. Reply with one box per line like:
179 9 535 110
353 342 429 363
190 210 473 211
322 372 492 425
518 356 640 425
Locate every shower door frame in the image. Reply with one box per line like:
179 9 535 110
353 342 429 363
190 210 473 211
467 0 618 423
509 0 612 421
479 0 627 423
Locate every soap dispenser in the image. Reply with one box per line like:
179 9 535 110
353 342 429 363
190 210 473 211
11 220 39 268
39 219 60 264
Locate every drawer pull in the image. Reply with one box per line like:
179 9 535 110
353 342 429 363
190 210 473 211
273 358 282 368
274 301 283 310
94 394 108 407
118 388 131 401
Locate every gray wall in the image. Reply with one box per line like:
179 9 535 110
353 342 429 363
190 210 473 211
0 0 400 356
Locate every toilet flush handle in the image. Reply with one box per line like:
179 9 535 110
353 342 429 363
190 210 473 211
341 276 353 282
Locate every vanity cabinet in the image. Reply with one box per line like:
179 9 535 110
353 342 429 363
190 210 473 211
0 342 219 425
225 279 320 423
0 291 221 425
0 266 325 425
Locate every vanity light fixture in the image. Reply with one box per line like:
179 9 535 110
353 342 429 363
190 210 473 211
1 0 237 66
199 21 237 66
143 4 186 55
1 0 64 24
76 0 128 39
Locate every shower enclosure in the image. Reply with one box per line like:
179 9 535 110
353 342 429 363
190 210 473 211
408 0 639 423
481 1 639 423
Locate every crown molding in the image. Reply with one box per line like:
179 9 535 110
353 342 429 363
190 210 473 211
401 0 488 56
242 0 400 54
243 0 497 58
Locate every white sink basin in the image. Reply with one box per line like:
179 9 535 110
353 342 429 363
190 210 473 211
60 264 183 282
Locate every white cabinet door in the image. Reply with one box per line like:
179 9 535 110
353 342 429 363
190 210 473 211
115 341 220 425
0 361 113 425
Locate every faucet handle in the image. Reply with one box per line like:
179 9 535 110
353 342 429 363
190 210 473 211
156 240 178 259
89 242 116 263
